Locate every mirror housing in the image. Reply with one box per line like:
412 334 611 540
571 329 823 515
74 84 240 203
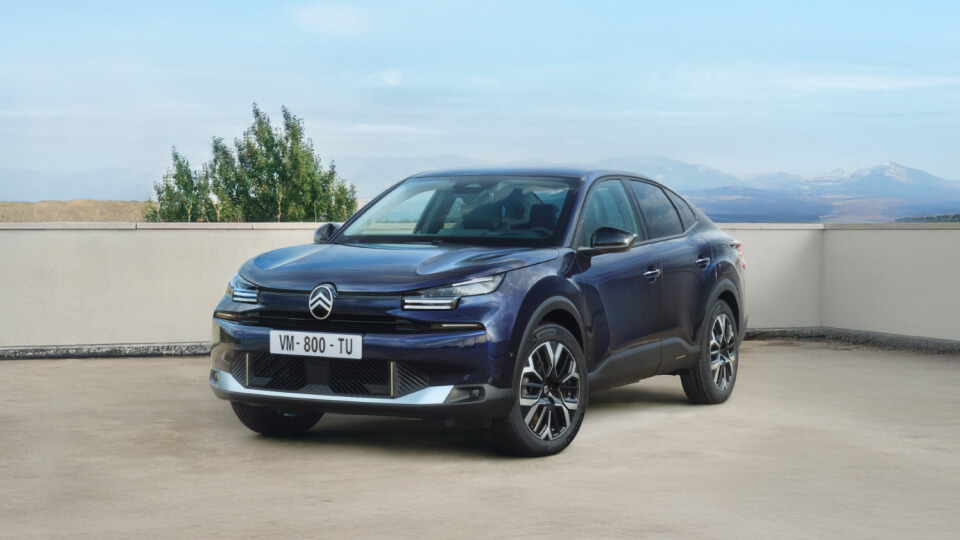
313 223 340 244
578 226 636 257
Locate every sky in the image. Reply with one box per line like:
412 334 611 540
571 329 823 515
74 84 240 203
1 0 959 198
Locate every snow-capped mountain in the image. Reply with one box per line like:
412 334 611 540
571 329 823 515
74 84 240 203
688 162 960 222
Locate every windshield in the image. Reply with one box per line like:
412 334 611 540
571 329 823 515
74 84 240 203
338 176 579 247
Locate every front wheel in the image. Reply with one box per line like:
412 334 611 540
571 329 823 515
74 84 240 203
492 323 588 457
681 300 739 404
230 402 323 436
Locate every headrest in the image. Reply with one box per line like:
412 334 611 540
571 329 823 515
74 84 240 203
528 204 557 229
463 204 502 230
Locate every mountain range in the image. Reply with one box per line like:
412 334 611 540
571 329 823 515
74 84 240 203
0 167 156 202
2 157 960 222
334 156 960 223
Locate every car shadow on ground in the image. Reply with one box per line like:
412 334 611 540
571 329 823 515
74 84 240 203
277 415 500 458
260 383 692 456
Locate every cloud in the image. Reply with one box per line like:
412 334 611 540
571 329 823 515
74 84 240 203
776 73 960 92
293 3 369 36
368 69 403 86
347 123 437 136
659 65 960 103
470 76 502 88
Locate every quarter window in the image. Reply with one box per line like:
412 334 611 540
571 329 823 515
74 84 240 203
578 180 639 246
628 181 683 239
666 190 697 230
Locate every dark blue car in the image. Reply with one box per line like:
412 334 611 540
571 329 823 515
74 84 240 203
209 168 746 456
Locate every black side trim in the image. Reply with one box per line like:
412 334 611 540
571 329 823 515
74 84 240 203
587 342 660 391
657 337 701 374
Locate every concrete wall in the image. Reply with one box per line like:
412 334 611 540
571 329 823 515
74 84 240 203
0 223 317 347
822 225 960 341
720 224 823 329
1 222 958 350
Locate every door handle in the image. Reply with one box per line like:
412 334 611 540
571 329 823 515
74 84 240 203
643 267 662 281
695 257 711 269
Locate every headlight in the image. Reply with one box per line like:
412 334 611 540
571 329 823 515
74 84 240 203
403 274 504 310
227 274 259 303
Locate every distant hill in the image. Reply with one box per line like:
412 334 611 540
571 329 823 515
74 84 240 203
897 213 960 223
327 155 487 196
334 156 960 222
4 157 960 223
0 167 155 202
682 186 833 223
0 200 150 222
333 155 749 195
693 162 960 222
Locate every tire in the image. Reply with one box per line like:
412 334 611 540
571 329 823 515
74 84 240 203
492 323 589 457
230 402 323 436
681 300 739 404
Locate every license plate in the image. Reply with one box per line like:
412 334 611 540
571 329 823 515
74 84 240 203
269 330 362 359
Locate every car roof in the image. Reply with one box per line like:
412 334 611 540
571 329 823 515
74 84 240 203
406 167 658 186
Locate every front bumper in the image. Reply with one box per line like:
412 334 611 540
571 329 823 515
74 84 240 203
210 368 512 418
209 318 514 419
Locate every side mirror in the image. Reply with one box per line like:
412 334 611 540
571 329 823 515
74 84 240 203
578 226 636 257
313 223 340 244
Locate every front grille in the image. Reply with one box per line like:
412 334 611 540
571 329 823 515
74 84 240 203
230 353 429 398
238 312 426 334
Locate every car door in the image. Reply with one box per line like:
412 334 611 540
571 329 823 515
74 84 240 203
626 180 713 373
573 179 663 389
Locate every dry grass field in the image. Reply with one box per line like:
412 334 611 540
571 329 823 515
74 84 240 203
0 200 150 222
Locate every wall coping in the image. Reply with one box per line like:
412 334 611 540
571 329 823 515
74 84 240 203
0 222 330 230
2 221 958 231
720 222 960 230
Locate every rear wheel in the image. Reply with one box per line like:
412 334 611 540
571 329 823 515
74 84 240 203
492 323 588 457
230 402 323 436
681 301 739 404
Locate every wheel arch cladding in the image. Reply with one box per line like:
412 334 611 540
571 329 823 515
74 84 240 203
718 290 740 331
538 307 584 352
506 289 586 386
708 278 742 336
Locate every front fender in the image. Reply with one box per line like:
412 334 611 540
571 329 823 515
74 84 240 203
495 258 585 389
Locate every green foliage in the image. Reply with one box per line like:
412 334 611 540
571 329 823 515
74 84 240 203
143 149 209 223
144 104 357 222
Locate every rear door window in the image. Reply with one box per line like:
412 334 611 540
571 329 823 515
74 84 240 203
628 181 684 239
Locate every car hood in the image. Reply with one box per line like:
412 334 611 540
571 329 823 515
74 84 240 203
239 243 559 293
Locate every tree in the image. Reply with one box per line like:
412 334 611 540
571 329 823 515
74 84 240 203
325 163 359 221
145 105 357 222
144 149 209 222
203 137 245 223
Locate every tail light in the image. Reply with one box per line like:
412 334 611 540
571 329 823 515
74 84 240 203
730 240 745 269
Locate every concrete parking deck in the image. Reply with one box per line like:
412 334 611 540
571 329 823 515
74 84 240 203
1 340 958 539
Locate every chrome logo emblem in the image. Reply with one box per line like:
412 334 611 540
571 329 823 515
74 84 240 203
308 284 335 320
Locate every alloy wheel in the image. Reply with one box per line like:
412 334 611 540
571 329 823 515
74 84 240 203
519 341 581 440
710 313 737 391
